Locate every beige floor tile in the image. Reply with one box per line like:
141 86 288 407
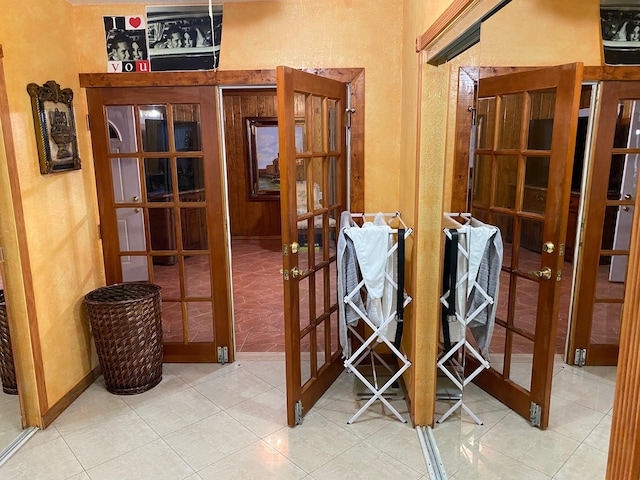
133 386 221 436
309 441 423 480
548 395 607 442
1 436 85 480
226 387 288 437
164 361 237 387
163 410 259 471
553 442 607 480
265 412 360 472
198 440 307 480
365 423 427 474
583 413 612 453
236 359 287 389
453 442 551 480
85 438 194 480
477 412 579 477
63 409 159 469
119 369 190 409
551 367 616 413
194 367 274 409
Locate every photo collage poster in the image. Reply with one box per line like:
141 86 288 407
103 5 223 73
601 5 640 65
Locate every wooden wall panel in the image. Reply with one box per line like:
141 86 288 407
222 90 281 237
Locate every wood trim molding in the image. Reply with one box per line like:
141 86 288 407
607 189 640 478
41 366 101 428
416 0 476 52
0 52 48 425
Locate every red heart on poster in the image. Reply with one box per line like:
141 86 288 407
129 17 141 29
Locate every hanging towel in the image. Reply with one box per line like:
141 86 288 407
337 211 366 358
347 221 390 299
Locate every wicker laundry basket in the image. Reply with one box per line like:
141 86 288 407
0 290 18 395
85 283 163 395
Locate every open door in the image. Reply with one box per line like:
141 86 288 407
569 81 640 366
277 66 348 426
467 64 583 429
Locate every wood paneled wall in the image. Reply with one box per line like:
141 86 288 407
222 90 281 237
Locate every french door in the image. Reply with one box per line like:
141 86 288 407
467 64 582 429
277 67 348 425
86 86 232 363
569 81 640 366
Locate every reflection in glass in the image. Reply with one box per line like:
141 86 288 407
121 255 148 282
162 301 183 342
328 99 337 151
488 323 506 375
590 302 622 345
139 105 168 152
187 302 214 342
497 93 523 150
300 333 311 386
145 158 172 199
312 157 324 209
472 155 492 206
184 255 211 297
172 104 201 152
523 157 550 214
494 155 517 209
328 156 338 205
112 158 141 204
519 218 544 266
107 105 137 154
492 213 514 266
116 207 146 251
476 97 496 150
181 207 208 250
513 277 538 337
149 207 175 252
315 271 324 319
509 334 534 391
527 89 556 150
330 310 340 356
177 157 204 198
299 275 311 330
312 95 323 152
152 261 180 298
316 320 327 369
598 255 627 298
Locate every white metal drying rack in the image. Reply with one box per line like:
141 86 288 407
342 211 413 424
437 213 492 425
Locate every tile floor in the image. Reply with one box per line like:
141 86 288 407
1 353 614 479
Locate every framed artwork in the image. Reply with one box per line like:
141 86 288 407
245 117 305 200
601 6 640 65
26 81 81 174
103 15 149 73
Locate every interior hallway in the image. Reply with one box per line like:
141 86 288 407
0 354 613 479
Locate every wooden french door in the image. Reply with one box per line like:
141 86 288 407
277 67 347 426
467 64 582 429
86 86 232 363
569 81 640 366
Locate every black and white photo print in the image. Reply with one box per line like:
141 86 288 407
104 15 149 73
601 5 640 65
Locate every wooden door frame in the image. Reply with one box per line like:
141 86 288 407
450 64 640 478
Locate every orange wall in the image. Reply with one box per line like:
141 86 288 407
0 0 103 424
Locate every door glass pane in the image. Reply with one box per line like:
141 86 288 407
181 207 207 250
497 93 524 150
184 255 211 297
140 105 168 152
610 205 634 281
493 213 514 267
312 157 323 210
187 302 213 342
298 222 311 269
590 302 622 345
296 180 309 216
149 207 175 251
152 261 180 298
121 255 148 282
523 157 550 214
513 277 538 337
312 95 323 152
518 218 544 268
509 334 534 391
527 89 556 150
494 155 518 209
116 207 146 251
315 272 324 319
145 157 172 199
488 322 506 375
172 104 201 152
316 320 327 370
472 154 492 206
328 156 338 205
107 105 137 154
328 99 337 151
111 158 141 204
299 275 311 331
476 97 496 150
162 301 183 342
598 255 627 298
613 100 634 148
177 157 205 198
300 333 311 386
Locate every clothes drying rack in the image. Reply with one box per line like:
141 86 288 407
437 213 493 425
341 211 413 425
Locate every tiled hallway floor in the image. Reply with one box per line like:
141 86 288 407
2 354 614 479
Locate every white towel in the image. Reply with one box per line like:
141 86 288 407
347 222 390 299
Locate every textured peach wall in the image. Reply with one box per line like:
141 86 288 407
0 0 103 415
74 1 405 213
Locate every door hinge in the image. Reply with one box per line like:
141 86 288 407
345 108 356 129
283 242 299 255
556 269 562 281
575 348 586 367
559 244 565 256
279 268 289 280
295 400 303 425
468 106 477 125
217 346 229 364
86 113 91 131
530 402 541 427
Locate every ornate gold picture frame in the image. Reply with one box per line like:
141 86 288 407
26 80 81 174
